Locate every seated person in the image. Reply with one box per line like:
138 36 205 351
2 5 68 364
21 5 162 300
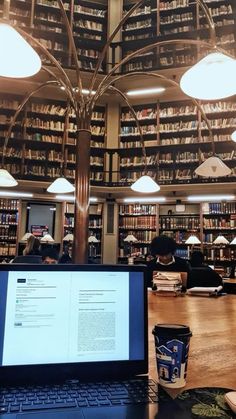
23 234 41 256
188 250 223 289
42 248 59 265
59 245 72 264
190 250 207 267
146 235 190 288
12 235 42 263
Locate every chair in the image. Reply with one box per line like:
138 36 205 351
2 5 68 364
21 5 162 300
12 255 42 264
187 267 222 289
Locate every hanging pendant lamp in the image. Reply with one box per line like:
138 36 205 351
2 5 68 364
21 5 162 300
47 177 75 194
180 51 236 100
0 24 41 78
195 156 231 178
131 175 160 193
0 168 18 187
231 130 236 142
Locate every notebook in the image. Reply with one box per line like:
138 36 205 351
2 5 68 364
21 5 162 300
0 264 176 419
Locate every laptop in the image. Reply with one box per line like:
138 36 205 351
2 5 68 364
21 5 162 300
0 264 179 419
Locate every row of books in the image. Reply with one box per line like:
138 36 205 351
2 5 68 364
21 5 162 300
0 200 19 211
119 205 157 216
25 118 105 136
203 202 236 215
0 213 18 224
160 217 199 230
203 219 236 229
120 216 157 229
121 109 157 121
0 244 16 257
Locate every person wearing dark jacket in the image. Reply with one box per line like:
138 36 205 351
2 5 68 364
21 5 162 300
146 235 190 288
188 250 223 289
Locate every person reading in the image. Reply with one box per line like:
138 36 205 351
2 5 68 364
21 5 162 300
146 235 190 289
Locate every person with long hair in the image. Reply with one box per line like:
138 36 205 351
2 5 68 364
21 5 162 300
23 234 41 256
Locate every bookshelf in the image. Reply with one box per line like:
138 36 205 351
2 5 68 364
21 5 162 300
0 198 19 262
118 98 236 186
121 0 236 73
122 0 157 73
63 202 103 261
202 201 236 264
118 203 158 260
159 203 201 260
0 94 106 185
118 201 236 266
6 0 108 72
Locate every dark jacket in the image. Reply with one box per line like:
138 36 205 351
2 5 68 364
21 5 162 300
187 266 223 289
146 256 190 288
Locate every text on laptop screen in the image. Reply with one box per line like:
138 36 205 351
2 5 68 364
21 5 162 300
0 269 145 367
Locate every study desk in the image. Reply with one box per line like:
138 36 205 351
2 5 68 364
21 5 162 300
148 292 236 397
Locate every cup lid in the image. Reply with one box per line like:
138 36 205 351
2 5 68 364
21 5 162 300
152 324 191 336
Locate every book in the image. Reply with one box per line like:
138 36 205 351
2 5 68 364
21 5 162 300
187 285 223 297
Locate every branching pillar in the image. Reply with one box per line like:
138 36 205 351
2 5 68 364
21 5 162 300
73 112 92 264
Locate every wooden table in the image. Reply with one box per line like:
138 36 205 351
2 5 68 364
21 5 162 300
148 291 236 396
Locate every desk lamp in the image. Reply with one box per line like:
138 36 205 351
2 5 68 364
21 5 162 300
40 234 55 244
124 234 138 264
185 235 201 259
88 235 99 260
213 234 229 262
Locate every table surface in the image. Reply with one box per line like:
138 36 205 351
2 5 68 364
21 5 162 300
148 291 236 397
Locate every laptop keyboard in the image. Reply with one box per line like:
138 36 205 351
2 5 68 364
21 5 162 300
0 379 158 413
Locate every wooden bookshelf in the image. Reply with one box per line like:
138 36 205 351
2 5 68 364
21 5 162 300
63 202 103 261
118 98 236 187
0 199 19 262
6 0 108 72
0 94 106 185
121 0 236 73
118 201 236 266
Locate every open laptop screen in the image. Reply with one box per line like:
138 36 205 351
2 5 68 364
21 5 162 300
0 264 147 383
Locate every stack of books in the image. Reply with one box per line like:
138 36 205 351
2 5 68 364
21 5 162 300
152 271 182 296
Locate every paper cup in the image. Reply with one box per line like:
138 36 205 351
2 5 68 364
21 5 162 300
152 324 192 388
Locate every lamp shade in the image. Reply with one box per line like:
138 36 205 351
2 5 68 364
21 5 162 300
180 52 236 100
213 235 229 245
40 234 55 243
0 24 41 78
21 232 33 242
124 234 138 243
230 237 236 245
231 130 236 142
47 177 75 193
195 156 231 178
131 175 160 193
88 235 99 243
63 233 74 241
185 235 201 245
0 169 18 187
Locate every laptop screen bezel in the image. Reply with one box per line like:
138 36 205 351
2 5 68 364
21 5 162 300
0 264 148 385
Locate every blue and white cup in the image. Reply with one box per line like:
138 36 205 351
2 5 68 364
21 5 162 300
152 324 192 388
